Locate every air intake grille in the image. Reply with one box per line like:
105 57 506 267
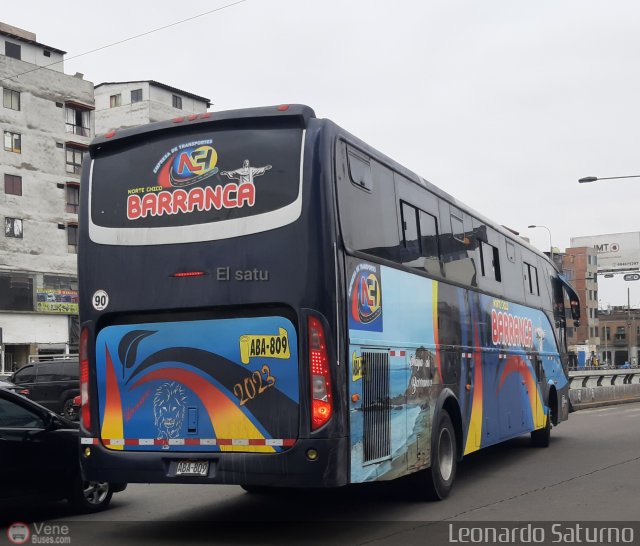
362 351 390 463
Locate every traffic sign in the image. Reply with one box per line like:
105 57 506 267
623 273 640 281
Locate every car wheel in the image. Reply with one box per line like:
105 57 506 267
68 474 113 513
62 398 79 421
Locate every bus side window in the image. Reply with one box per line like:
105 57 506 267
480 241 501 282
418 210 439 259
347 150 372 192
523 261 539 296
336 143 401 262
439 203 477 286
400 202 420 261
418 209 441 276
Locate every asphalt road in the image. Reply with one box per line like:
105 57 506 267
3 402 640 545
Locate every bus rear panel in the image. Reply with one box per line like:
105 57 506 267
79 105 349 487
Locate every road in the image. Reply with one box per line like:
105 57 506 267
2 402 640 545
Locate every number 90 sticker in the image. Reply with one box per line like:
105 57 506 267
92 290 109 311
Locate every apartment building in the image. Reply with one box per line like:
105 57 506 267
0 24 212 373
0 22 93 372
94 80 210 134
561 246 600 362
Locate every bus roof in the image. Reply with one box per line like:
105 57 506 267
90 104 316 153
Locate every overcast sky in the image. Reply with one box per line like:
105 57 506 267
4 1 640 305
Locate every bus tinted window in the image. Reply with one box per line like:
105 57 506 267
337 144 400 261
90 124 303 230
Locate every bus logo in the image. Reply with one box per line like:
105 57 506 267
348 263 383 332
158 145 219 188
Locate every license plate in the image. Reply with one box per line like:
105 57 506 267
176 460 209 476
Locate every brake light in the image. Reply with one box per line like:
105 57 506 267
171 271 206 278
308 316 333 430
80 327 90 430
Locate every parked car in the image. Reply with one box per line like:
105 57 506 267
0 377 19 393
0 388 126 512
11 359 79 420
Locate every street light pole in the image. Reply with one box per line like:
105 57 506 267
578 175 640 184
528 224 553 262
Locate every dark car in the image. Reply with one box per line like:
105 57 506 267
0 388 126 512
11 359 79 420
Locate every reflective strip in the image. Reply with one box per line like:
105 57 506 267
389 351 406 357
90 437 296 446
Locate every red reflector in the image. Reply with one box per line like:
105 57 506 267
187 114 198 121
172 271 206 278
277 104 289 111
104 130 116 138
173 117 185 123
199 112 213 119
80 327 91 430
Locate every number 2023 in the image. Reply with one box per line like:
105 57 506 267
233 365 276 406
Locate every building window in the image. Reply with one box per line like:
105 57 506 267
66 183 79 213
615 326 626 341
67 223 78 253
66 147 85 174
602 326 610 341
110 94 121 108
5 42 21 60
172 94 182 109
3 88 20 110
4 174 22 196
65 106 90 137
4 131 21 153
0 273 33 311
131 88 143 103
5 217 23 238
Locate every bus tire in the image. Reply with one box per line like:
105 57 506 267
531 414 551 448
415 409 457 501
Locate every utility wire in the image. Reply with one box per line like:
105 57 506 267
0 0 247 85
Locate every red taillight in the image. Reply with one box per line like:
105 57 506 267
80 327 91 430
308 316 333 431
171 271 206 278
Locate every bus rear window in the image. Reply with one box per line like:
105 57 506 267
89 124 304 244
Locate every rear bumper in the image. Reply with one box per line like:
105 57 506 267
81 436 349 488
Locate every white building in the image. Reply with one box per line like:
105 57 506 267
94 81 210 134
1 22 94 372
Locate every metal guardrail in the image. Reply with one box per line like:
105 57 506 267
568 369 640 410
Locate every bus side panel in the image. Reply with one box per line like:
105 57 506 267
93 316 299 453
347 261 440 483
346 260 569 483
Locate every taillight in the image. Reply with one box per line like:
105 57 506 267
308 316 333 431
80 327 90 430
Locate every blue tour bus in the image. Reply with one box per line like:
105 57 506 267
78 104 580 499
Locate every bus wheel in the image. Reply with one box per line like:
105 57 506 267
531 414 551 448
415 409 457 500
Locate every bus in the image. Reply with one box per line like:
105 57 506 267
78 104 580 499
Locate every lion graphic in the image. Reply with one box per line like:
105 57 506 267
153 382 187 444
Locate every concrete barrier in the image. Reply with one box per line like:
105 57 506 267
569 369 640 410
